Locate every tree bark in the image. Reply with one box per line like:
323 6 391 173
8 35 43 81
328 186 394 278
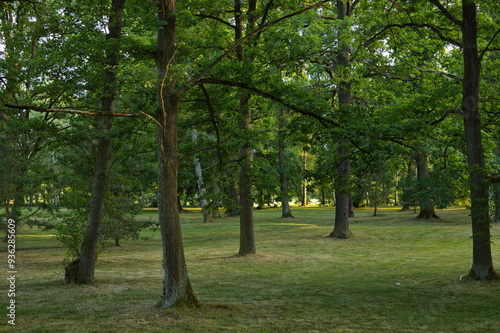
156 0 199 306
492 186 500 224
330 0 352 238
415 153 439 219
191 130 212 223
278 109 294 218
301 150 308 207
235 0 257 256
459 1 498 280
331 146 352 238
401 161 413 211
72 0 126 284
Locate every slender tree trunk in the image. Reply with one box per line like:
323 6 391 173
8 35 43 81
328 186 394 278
301 150 308 207
191 130 212 223
238 94 255 255
330 0 352 238
71 0 125 284
415 153 439 219
156 0 199 306
401 160 413 211
211 169 222 219
460 1 498 280
278 109 293 218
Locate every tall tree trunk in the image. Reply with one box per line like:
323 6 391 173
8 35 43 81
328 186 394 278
156 0 199 306
460 1 497 280
330 0 352 238
235 0 257 256
238 93 255 255
415 153 439 219
71 0 126 284
278 109 293 218
191 130 212 223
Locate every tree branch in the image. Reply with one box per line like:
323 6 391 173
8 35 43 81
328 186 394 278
399 59 463 82
363 23 462 49
179 0 329 96
195 78 340 128
4 104 141 117
429 0 463 27
195 14 235 30
479 27 500 62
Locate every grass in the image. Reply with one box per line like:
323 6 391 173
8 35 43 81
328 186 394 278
2 206 500 332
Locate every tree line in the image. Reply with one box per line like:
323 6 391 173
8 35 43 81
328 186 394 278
1 0 499 307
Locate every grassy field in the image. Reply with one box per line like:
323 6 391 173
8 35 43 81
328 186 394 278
2 207 500 332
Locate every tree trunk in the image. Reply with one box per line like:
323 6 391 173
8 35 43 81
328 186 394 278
401 161 413 211
211 170 223 219
235 0 257 256
331 147 352 238
238 93 255 255
72 0 126 284
278 109 293 218
156 0 199 306
330 0 352 238
460 1 498 280
301 150 308 207
415 153 439 219
191 130 212 223
348 199 355 218
492 187 500 224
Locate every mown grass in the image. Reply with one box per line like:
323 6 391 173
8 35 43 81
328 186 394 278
2 207 500 332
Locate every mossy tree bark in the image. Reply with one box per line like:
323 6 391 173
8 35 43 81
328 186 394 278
156 0 199 306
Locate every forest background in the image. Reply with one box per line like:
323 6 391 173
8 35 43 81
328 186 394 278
1 0 500 315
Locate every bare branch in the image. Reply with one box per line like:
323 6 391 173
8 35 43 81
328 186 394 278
4 104 141 117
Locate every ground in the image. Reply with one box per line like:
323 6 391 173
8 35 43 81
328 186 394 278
2 207 500 332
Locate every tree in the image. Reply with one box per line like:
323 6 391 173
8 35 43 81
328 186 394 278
278 108 294 218
68 0 127 285
330 0 353 238
155 0 199 308
415 152 440 219
457 0 498 280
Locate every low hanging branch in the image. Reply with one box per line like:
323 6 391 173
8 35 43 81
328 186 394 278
4 104 141 117
195 77 340 129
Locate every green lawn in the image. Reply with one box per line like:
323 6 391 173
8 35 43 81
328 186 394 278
2 207 500 332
